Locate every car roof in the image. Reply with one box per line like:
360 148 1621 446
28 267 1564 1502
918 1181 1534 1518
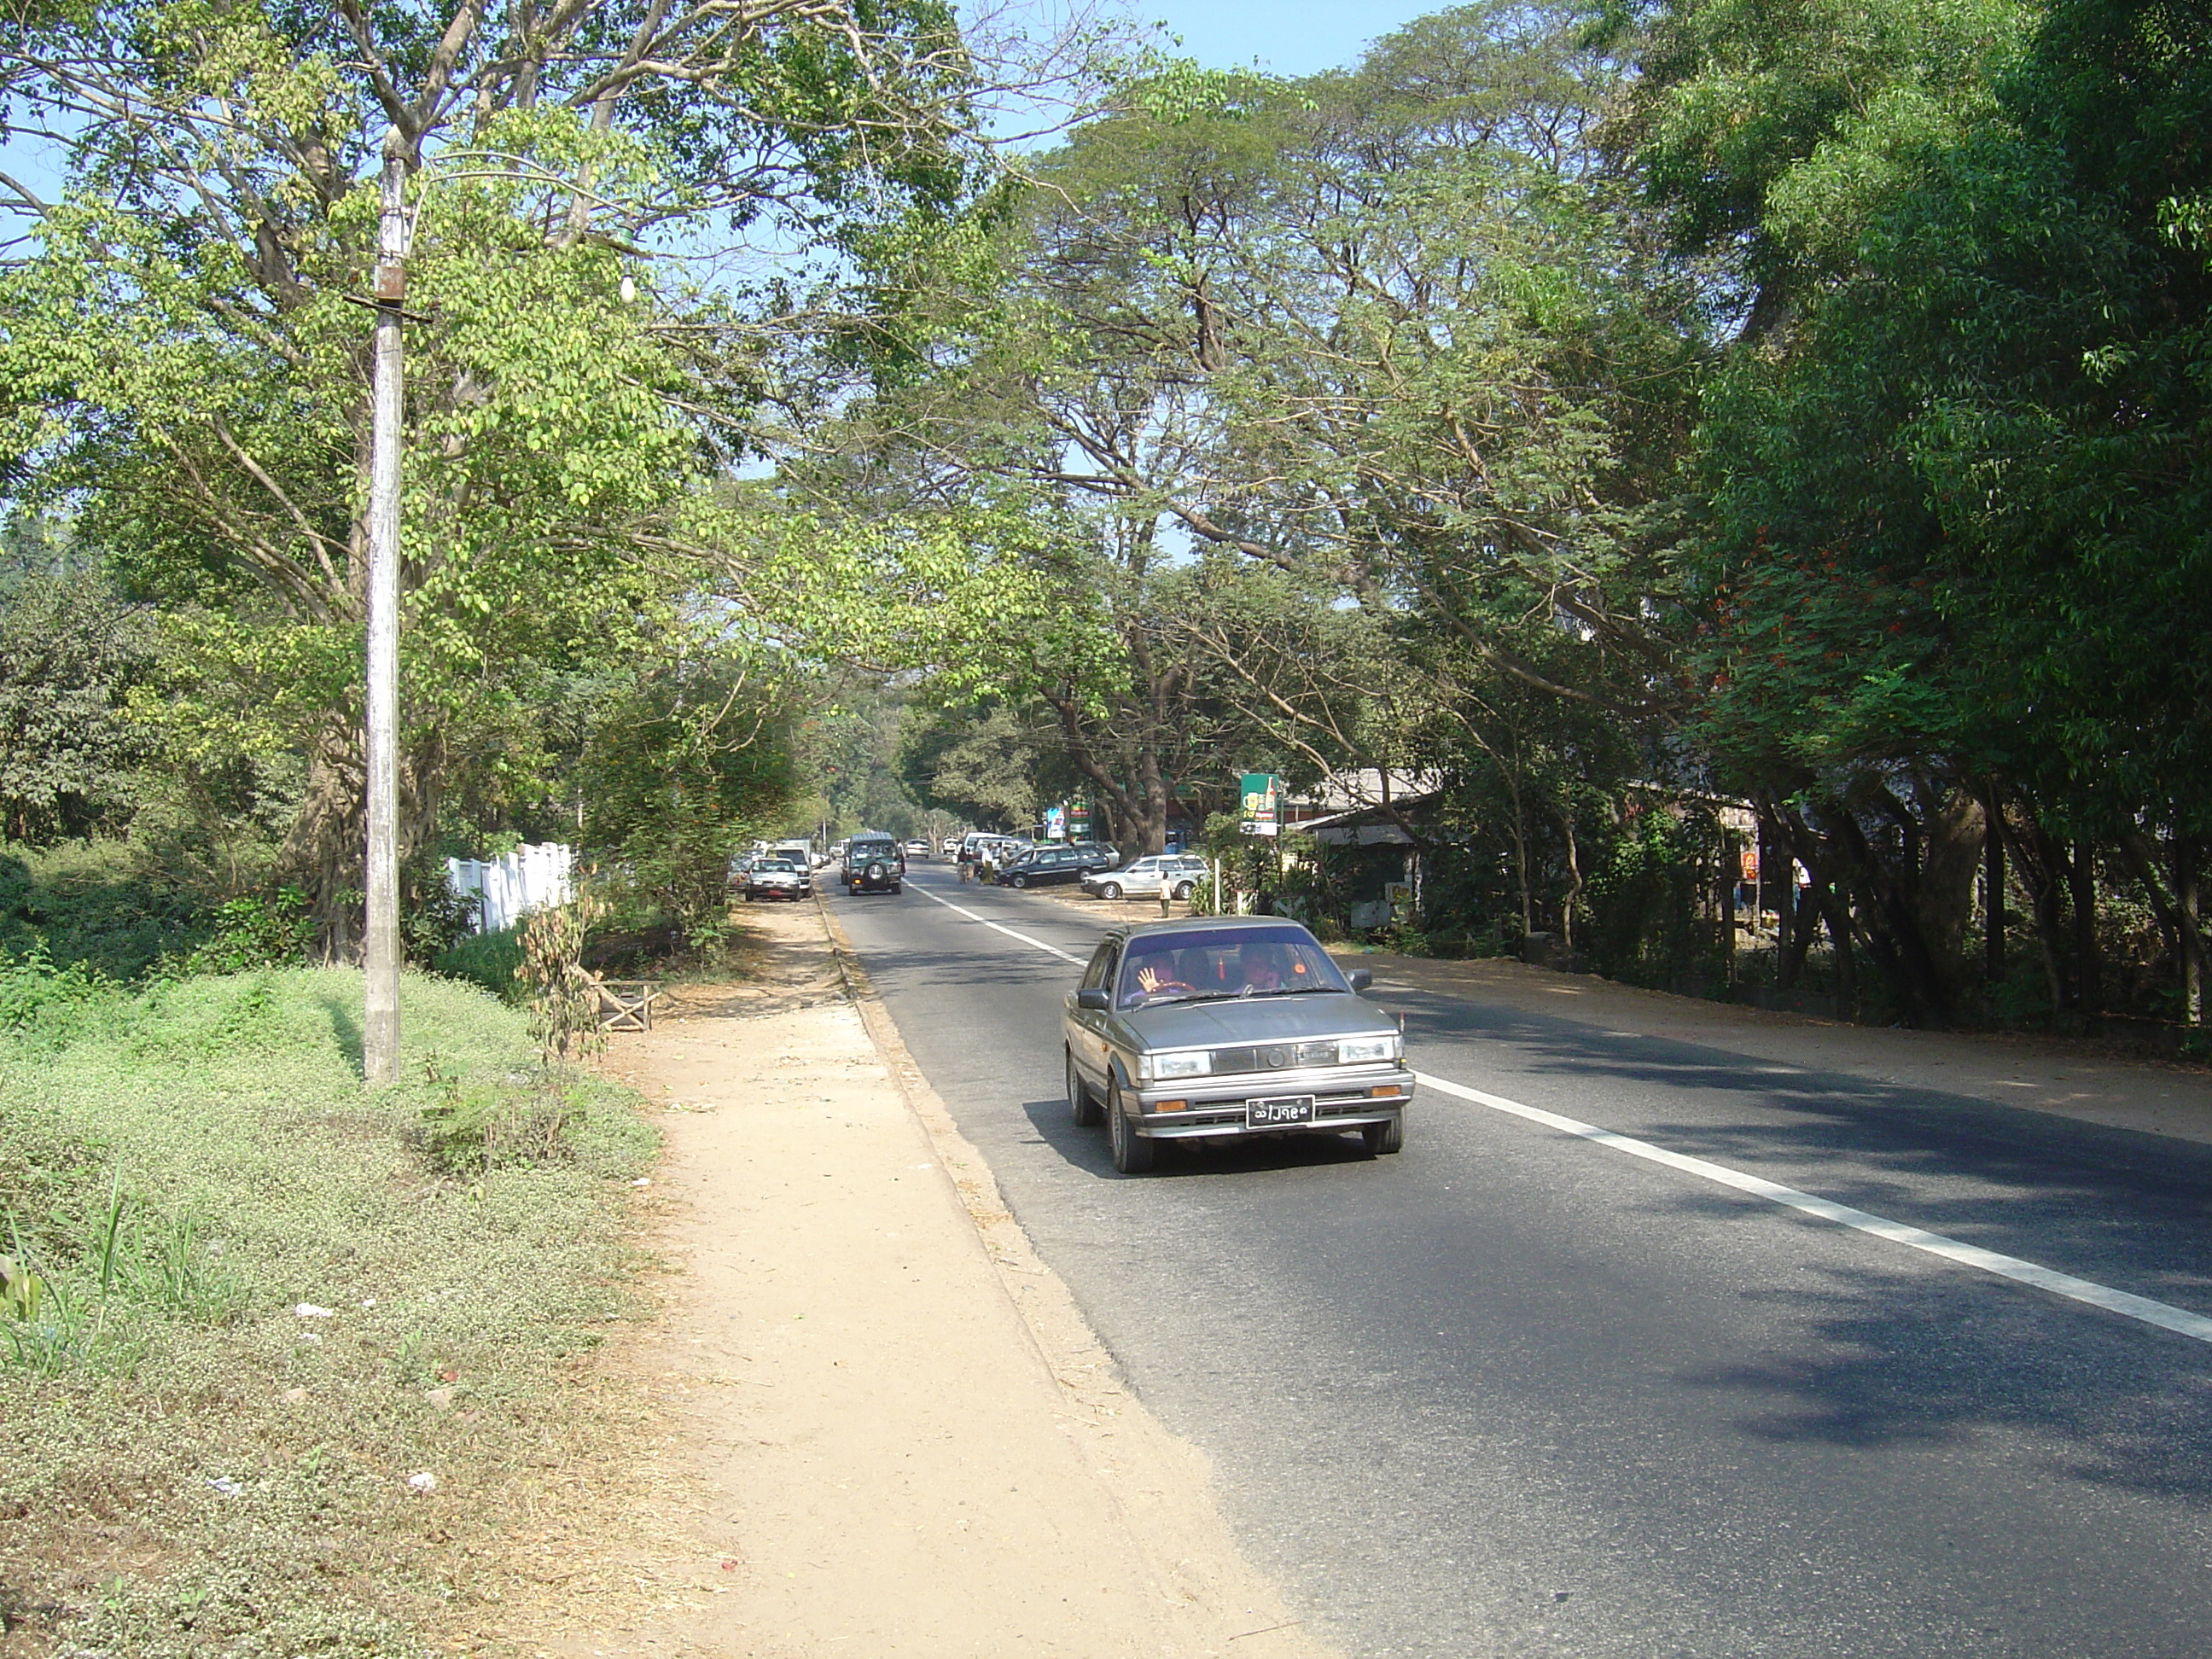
1102 917 1320 946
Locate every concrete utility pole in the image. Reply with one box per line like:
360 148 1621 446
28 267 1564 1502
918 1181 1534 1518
364 127 409 1086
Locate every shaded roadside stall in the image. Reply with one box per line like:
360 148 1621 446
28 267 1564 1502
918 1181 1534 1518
1286 794 1441 934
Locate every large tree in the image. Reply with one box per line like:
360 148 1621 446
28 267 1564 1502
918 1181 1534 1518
0 0 994 951
1632 0 2212 1023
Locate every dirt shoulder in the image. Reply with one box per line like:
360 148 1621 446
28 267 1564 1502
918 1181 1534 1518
1350 948 2212 1147
477 897 1329 1659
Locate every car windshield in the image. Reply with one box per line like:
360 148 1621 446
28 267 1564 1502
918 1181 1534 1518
1115 926 1351 1009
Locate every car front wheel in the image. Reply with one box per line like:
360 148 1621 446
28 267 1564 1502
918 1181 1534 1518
1107 1079 1156 1173
1010 873 1028 888
1097 881 1121 900
1067 1048 1103 1127
1171 880 1194 900
1361 1115 1405 1155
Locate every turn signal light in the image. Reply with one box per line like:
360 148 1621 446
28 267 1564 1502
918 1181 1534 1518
1367 1086 1403 1098
1153 1099 1190 1113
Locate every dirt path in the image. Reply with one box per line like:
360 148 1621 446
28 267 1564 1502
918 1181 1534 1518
478 899 1330 1659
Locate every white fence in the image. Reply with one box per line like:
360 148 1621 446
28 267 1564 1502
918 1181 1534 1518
445 843 574 934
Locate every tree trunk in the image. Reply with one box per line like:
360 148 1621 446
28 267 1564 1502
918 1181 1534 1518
1983 792 2005 987
281 716 446 963
2182 836 2204 1026
1914 786 1984 1010
1134 745 1168 855
1720 849 1736 987
1821 882 1857 1014
1822 798 1956 1026
1996 807 2070 1018
2069 840 2101 1015
1558 806 1583 959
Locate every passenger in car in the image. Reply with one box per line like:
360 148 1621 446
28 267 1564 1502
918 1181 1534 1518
1236 941 1287 993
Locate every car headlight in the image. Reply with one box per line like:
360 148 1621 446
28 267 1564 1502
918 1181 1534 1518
1337 1035 1399 1065
1144 1051 1211 1082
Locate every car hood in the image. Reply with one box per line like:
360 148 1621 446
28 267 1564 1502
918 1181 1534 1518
1117 992 1393 1048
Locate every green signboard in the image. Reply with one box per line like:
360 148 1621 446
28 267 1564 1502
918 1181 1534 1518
1238 772 1282 837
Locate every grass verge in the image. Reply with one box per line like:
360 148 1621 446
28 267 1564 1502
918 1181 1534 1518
0 962 655 1658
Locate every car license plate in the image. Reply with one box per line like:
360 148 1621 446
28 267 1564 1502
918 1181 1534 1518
1246 1095 1315 1127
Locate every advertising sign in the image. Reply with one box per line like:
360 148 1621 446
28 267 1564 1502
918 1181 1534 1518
1042 805 1066 841
1239 772 1282 837
1068 800 1091 838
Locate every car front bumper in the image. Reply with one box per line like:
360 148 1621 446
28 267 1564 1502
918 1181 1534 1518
1130 1064 1414 1139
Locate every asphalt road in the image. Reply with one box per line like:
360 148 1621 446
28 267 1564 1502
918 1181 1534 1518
831 864 2212 1659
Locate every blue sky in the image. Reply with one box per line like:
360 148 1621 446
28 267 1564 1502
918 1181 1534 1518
1137 0 1446 77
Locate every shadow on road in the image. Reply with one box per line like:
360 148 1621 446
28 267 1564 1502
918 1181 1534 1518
1396 982 2212 1289
1670 1258 2212 1504
1018 1097 1379 1180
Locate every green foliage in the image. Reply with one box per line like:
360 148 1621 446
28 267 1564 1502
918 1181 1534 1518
897 701 1057 832
0 541 154 846
0 841 223 981
178 888 316 975
0 960 653 1651
0 0 1000 946
0 940 111 1038
415 1069 587 1177
434 924 527 1002
579 655 799 945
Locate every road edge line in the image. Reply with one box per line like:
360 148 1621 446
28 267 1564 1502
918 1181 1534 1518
1416 1069 2212 1346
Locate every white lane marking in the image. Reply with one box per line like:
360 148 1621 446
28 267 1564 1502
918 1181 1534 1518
1414 1070 2212 1347
910 881 1085 963
895 894 2212 1346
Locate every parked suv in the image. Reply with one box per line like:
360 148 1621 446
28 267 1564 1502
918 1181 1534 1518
1081 853 1209 902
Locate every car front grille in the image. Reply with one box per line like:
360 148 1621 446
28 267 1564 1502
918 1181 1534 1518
1208 1040 1341 1075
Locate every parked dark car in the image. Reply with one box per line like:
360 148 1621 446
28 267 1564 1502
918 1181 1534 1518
843 833 905 894
1062 917 1411 1173
992 844 1107 888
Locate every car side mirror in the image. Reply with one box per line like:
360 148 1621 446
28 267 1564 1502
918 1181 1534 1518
1346 968 1372 992
1075 987 1111 1011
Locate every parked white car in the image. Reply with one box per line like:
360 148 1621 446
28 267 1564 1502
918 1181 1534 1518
1081 853 1210 901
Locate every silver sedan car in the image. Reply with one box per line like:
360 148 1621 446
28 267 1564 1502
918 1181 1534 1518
1063 918 1412 1173
1080 853 1209 901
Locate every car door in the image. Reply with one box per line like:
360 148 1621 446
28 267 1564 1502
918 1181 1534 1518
1068 937 1121 1086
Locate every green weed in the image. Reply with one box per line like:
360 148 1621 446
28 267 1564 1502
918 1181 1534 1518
433 923 526 1000
0 958 655 1657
